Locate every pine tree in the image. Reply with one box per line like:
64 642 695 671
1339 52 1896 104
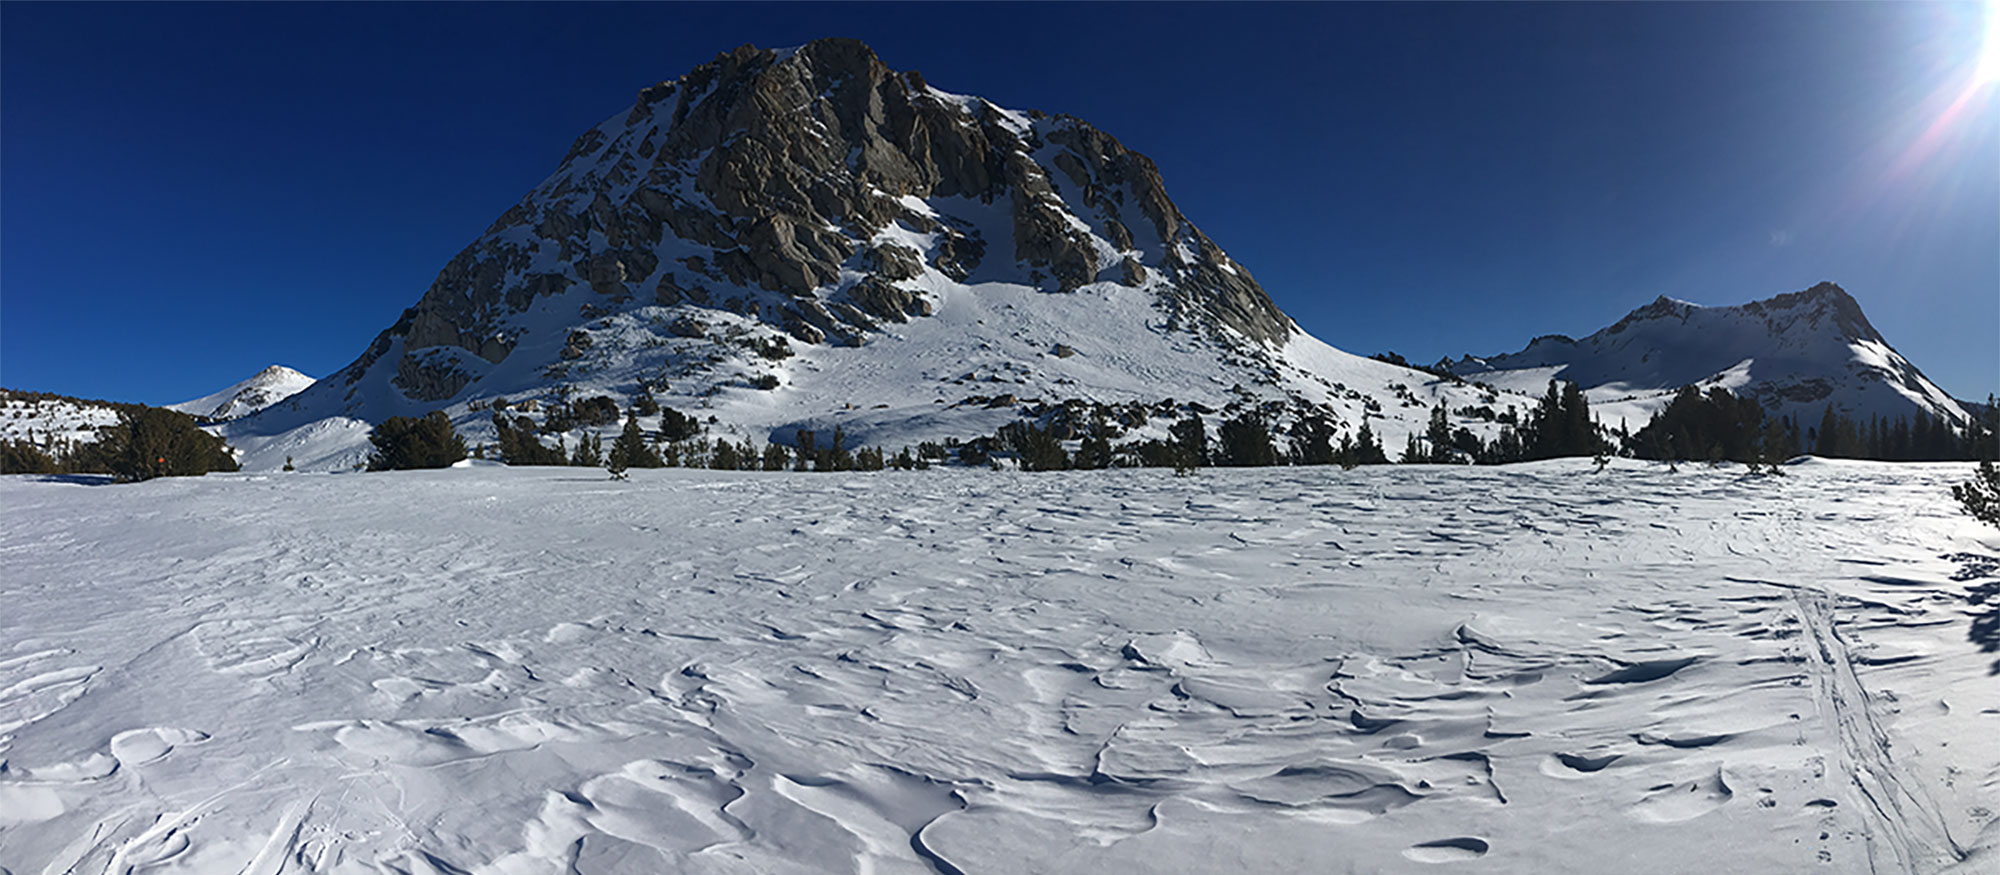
570 431 603 467
1333 433 1358 470
825 427 854 471
795 430 817 471
854 446 887 471
1 439 60 475
1075 429 1112 470
365 411 465 472
1074 414 1114 470
608 411 663 471
1007 421 1069 472
710 439 742 470
1169 412 1207 470
1953 461 2000 529
1425 402 1452 463
659 407 702 442
1400 433 1424 464
1289 414 1337 466
491 413 566 466
1355 421 1389 465
1219 411 1279 467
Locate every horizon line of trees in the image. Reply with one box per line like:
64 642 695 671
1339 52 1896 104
366 382 2000 476
2 406 239 480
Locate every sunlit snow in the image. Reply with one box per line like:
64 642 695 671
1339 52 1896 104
1 461 1994 873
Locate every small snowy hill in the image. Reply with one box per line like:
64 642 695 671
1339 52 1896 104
0 389 123 447
168 365 314 422
1447 282 1969 431
227 39 1519 471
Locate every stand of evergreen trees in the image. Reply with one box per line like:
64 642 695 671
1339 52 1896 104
1366 380 1607 466
1625 386 1797 465
1802 401 1994 461
468 383 1997 479
366 411 467 471
1619 387 1994 464
1465 381 1607 464
1 405 239 480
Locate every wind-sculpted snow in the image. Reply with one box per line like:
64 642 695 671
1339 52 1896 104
0 461 1995 873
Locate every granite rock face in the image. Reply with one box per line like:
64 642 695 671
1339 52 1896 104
331 38 1295 403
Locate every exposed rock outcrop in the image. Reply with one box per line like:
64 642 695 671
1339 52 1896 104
316 37 1300 409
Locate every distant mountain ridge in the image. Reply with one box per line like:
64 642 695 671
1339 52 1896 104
208 39 1972 472
1446 282 1968 430
169 365 315 421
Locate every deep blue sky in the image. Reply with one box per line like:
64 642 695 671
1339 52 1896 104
4 2 1995 405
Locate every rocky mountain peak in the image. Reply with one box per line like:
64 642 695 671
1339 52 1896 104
336 38 1292 404
1746 281 1881 344
1449 282 1965 429
250 364 308 383
169 364 315 422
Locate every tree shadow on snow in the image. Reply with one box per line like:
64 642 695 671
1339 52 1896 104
1948 553 2000 675
26 473 117 487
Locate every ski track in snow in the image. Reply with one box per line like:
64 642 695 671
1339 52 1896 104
0 460 1995 873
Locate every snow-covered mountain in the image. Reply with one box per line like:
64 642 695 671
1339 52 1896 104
228 39 1510 471
168 365 315 421
1446 282 1970 432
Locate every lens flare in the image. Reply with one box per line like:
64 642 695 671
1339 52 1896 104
1980 0 2000 84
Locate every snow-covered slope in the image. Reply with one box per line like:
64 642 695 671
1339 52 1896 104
0 390 121 447
1 463 1992 872
167 365 314 421
1448 283 1969 431
227 39 1517 471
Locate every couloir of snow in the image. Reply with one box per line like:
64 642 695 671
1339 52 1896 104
2 461 1994 873
168 366 316 422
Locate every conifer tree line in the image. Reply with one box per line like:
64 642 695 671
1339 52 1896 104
2 401 238 481
366 411 467 471
371 381 2000 476
1619 387 1995 464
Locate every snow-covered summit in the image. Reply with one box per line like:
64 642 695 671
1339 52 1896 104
227 39 1509 471
1447 282 1968 430
169 365 315 421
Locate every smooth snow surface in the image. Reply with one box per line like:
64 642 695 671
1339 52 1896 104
2 462 1995 873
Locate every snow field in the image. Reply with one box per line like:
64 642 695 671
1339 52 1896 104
0 461 1994 873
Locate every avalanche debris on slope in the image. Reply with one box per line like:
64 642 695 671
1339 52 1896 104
0 461 1993 873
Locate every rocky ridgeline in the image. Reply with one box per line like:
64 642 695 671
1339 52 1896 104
1447 281 1969 428
341 38 1291 403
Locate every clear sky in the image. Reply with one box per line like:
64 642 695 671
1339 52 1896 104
4 2 1995 405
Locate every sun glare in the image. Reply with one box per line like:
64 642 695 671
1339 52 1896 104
1980 0 2000 84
